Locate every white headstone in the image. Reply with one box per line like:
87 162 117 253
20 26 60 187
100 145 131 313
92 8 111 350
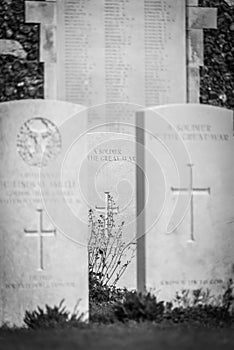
136 104 234 300
86 128 137 289
0 100 89 326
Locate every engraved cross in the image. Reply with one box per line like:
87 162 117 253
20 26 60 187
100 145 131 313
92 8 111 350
95 192 119 236
24 209 56 271
171 164 210 242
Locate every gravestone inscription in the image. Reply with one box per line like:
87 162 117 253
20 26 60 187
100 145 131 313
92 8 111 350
0 99 89 326
136 104 234 300
85 128 137 289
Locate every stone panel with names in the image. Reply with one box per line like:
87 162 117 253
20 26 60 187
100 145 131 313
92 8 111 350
57 0 186 126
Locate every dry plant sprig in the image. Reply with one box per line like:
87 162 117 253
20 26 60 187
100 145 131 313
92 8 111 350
88 193 135 287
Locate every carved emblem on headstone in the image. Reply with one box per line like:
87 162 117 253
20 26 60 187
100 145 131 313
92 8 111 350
17 117 62 167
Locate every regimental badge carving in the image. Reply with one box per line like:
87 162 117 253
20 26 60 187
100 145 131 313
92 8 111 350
17 117 62 167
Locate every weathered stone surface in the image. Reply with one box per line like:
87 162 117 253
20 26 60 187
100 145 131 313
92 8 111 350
25 1 56 25
188 67 200 103
188 0 199 6
188 30 204 68
188 7 217 29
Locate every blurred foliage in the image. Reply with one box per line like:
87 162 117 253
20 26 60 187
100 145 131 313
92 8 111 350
114 291 165 323
91 280 234 326
24 300 85 330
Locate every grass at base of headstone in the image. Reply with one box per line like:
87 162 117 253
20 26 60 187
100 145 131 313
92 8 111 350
112 290 234 326
21 280 234 328
23 300 85 330
0 323 234 350
89 277 234 324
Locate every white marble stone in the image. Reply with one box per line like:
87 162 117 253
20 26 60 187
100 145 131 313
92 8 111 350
0 100 89 326
86 130 137 289
136 104 234 300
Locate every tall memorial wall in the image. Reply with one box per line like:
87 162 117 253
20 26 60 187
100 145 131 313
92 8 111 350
57 0 186 125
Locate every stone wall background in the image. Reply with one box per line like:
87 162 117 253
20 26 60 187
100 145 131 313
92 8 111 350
0 0 233 109
0 0 44 101
199 0 234 109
